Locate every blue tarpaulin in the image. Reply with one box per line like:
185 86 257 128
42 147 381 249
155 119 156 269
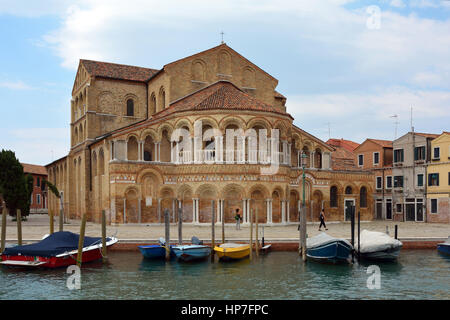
2 231 109 257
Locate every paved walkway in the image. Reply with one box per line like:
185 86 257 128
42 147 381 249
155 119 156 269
1 214 449 242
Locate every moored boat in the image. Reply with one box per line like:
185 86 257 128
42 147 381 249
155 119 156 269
214 243 250 261
138 237 173 259
437 236 450 256
0 231 117 268
306 233 353 264
172 237 211 262
358 230 402 261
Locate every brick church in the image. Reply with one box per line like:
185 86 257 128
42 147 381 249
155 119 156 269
46 43 374 225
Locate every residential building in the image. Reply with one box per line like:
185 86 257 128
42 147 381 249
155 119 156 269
426 132 450 223
22 163 48 214
392 132 439 222
353 139 393 220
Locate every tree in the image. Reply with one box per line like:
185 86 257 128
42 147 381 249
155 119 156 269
0 149 31 218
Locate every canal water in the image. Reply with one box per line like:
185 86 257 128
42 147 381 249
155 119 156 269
0 250 448 300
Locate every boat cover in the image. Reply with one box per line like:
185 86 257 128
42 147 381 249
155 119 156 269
219 243 248 248
1 231 109 257
306 232 351 249
191 236 203 245
359 230 402 253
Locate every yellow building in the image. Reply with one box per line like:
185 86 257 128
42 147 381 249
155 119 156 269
45 43 375 225
426 132 450 223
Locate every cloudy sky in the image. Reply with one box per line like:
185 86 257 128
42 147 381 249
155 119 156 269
0 0 449 165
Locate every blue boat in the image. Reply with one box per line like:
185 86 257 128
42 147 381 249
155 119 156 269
172 237 211 262
306 233 353 264
138 238 173 259
437 236 450 256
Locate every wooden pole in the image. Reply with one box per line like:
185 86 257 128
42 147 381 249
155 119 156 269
249 208 253 261
16 209 22 246
49 209 54 234
255 207 259 258
1 204 7 255
59 198 64 232
301 204 307 262
395 225 398 240
211 200 215 262
102 210 107 263
164 208 170 261
178 200 182 245
221 205 225 244
350 206 355 263
358 211 361 260
76 213 87 267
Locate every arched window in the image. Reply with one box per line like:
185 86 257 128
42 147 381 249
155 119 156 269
126 99 134 116
345 186 352 195
360 187 367 208
330 186 338 208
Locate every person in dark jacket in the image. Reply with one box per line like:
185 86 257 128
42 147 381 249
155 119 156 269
318 209 328 231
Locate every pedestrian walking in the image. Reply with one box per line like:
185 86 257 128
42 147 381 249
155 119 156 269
235 208 241 230
318 208 328 231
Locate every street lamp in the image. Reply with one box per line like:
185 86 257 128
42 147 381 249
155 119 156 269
301 153 308 208
299 152 308 260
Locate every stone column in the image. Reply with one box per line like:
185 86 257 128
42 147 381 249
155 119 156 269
286 200 290 223
266 199 271 224
175 141 180 164
311 151 315 169
242 199 247 223
281 200 286 224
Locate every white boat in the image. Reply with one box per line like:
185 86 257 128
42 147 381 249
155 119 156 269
358 230 402 261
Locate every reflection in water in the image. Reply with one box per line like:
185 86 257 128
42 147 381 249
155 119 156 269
0 250 448 300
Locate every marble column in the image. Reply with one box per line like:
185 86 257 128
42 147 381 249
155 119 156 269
266 199 271 224
281 200 286 224
286 200 290 223
242 199 247 223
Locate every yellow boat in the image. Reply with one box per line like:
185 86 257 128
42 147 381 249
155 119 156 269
214 243 250 261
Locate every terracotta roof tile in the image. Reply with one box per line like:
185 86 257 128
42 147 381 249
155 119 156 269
81 59 159 82
414 132 440 139
21 163 47 176
153 81 291 119
367 139 393 148
326 138 360 152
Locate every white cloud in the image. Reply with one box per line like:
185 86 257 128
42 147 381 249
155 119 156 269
287 87 450 142
390 0 406 8
0 128 70 165
0 80 33 90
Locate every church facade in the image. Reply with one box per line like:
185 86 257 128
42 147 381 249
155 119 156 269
46 44 374 225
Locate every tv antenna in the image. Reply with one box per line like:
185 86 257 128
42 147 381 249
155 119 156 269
390 115 399 140
410 106 414 132
220 31 225 44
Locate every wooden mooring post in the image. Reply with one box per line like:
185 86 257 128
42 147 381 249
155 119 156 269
178 201 182 245
16 209 22 246
300 204 307 262
164 208 170 261
395 225 398 240
211 200 215 262
59 200 64 232
49 209 54 234
255 207 259 258
357 211 361 260
350 206 355 263
1 204 7 255
249 208 253 261
221 207 225 244
76 213 87 267
102 210 107 263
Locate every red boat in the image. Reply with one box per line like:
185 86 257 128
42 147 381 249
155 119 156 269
0 231 118 268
